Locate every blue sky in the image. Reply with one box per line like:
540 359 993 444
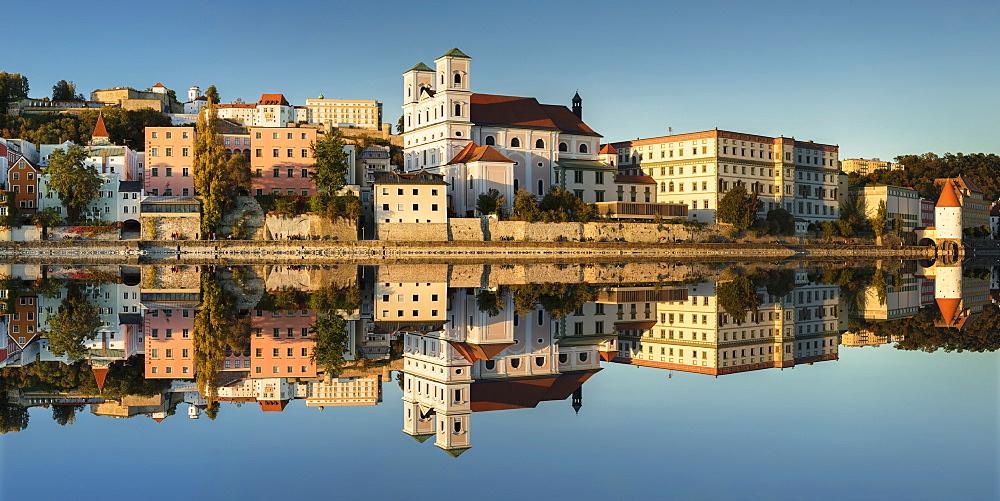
5 0 998 160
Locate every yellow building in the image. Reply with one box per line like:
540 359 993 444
612 130 840 232
304 97 383 130
841 158 901 175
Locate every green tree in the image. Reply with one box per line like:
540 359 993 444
537 187 599 222
716 276 759 324
871 199 887 237
0 191 20 228
311 131 351 195
0 71 29 102
512 189 541 222
42 284 102 361
716 184 760 230
476 188 505 216
52 80 83 101
764 208 794 235
193 105 232 235
476 290 504 317
31 207 62 231
0 404 29 434
311 313 350 375
52 404 85 426
396 114 405 134
205 85 220 105
194 268 250 400
43 145 102 223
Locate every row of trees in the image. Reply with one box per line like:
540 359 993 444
0 108 171 150
511 188 601 222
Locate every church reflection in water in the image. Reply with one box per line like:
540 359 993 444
1 261 994 454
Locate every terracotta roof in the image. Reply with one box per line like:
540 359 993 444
936 181 961 208
448 143 515 164
259 400 289 412
469 371 597 412
92 367 109 391
92 114 109 137
598 350 617 362
599 144 617 155
936 298 961 326
152 83 165 88
258 94 290 106
615 321 657 331
614 174 656 185
448 341 515 362
152 417 165 422
470 94 599 136
216 103 256 109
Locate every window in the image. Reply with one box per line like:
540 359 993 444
272 148 279 157
559 142 568 152
165 147 172 157
510 137 520 148
484 136 495 146
579 143 588 153
535 139 544 149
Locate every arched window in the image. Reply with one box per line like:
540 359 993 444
454 73 462 86
454 421 462 433
537 179 544 195
513 179 519 192
485 360 495 370
454 103 461 116
510 358 521 369
668 182 674 192
535 139 544 149
558 142 568 152
632 155 637 164
407 86 412 97
579 143 588 153
559 353 568 363
579 352 589 362
535 357 545 367
484 136 495 146
510 137 521 148
440 74 444 84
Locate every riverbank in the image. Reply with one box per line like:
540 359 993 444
0 239 939 264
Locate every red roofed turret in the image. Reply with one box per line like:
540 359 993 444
92 114 109 139
92 366 109 391
936 297 961 326
936 181 961 208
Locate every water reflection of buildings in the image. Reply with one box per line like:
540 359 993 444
593 272 842 375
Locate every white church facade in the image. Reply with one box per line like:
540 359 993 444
400 48 609 216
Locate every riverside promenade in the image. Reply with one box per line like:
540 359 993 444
0 239 939 264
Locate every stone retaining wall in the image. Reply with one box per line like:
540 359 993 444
263 214 357 241
449 218 485 241
379 223 449 242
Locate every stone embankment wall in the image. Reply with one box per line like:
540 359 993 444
47 226 120 241
378 223 449 242
448 218 486 241
263 215 357 241
147 217 200 240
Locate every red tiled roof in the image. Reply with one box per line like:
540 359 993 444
217 103 257 109
469 371 597 412
152 417 165 422
614 174 656 185
470 94 599 136
92 114 109 137
449 341 515 362
152 83 165 88
259 400 289 412
448 143 515 164
599 144 617 155
258 94 290 106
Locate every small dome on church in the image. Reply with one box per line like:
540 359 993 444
318 94 324 99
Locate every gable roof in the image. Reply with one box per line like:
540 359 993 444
258 94 290 106
372 169 449 186
615 174 656 184
152 83 165 88
599 144 617 155
448 143 515 164
448 341 515 363
470 94 600 136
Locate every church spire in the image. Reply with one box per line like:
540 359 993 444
572 91 582 119
91 114 111 146
571 386 582 414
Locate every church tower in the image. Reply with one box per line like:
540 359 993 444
572 91 583 119
435 410 471 457
90 114 112 146
934 180 963 241
433 48 473 128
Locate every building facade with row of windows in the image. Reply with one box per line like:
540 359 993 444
611 130 843 231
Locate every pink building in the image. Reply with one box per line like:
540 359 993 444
248 127 318 196
144 308 196 378
251 309 318 378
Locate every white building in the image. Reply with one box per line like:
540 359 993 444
401 48 607 216
217 94 297 128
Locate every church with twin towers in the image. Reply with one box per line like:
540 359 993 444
400 48 617 217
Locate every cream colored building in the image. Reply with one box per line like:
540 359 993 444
854 184 923 233
305 377 381 407
609 272 842 375
612 130 841 232
373 170 448 224
841 158 901 175
304 98 383 130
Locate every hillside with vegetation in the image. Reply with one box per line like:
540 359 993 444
851 152 1000 201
